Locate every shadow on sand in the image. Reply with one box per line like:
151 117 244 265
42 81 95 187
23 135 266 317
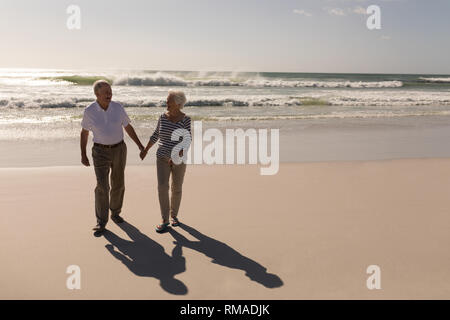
103 221 283 295
169 223 284 289
103 222 188 295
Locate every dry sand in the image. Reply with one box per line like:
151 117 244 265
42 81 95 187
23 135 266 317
0 159 449 299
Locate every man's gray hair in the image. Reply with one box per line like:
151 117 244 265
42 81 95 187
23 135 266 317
169 90 187 109
93 80 111 94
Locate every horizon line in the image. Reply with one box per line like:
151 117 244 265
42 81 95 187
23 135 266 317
0 66 449 76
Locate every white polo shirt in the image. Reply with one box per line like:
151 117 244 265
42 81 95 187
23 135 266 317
81 101 131 145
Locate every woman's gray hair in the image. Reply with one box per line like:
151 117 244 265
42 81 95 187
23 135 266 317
93 80 111 94
168 90 187 109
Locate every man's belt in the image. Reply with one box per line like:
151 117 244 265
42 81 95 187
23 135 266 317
94 140 124 149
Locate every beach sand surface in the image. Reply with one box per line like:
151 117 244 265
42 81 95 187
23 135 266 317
0 159 449 299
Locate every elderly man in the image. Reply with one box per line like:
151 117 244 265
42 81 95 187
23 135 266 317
81 80 144 234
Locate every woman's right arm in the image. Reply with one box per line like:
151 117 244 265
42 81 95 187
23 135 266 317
146 116 161 151
140 116 160 160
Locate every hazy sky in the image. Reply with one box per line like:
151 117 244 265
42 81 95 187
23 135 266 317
1 0 449 73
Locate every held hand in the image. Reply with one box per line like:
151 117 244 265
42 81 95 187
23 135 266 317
168 158 174 166
81 154 90 167
140 149 148 161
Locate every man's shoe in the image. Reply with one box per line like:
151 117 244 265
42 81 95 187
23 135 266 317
93 224 106 232
111 215 125 224
171 217 180 227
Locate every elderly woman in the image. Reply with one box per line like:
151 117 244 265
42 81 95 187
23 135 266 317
140 90 192 233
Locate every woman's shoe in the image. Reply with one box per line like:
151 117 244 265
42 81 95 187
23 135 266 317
171 217 180 227
111 215 125 224
156 223 170 233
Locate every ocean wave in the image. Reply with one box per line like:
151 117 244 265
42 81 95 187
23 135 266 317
419 77 450 83
0 97 93 109
113 76 404 88
31 73 405 89
5 70 450 90
114 73 187 86
114 75 242 87
0 69 409 89
243 79 404 88
0 96 304 108
49 76 112 85
0 78 73 86
1 91 450 109
193 79 241 86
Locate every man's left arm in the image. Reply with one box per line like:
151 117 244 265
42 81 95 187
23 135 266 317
124 124 145 151
120 105 144 151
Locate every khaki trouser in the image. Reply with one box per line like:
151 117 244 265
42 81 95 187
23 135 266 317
157 157 187 223
92 142 127 226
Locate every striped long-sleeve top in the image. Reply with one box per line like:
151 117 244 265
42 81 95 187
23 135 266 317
150 113 192 159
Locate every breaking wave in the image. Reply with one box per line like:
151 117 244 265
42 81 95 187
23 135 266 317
419 77 450 83
2 93 450 109
32 73 405 88
243 79 404 88
112 75 404 88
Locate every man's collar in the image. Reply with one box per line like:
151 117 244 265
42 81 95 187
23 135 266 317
95 101 110 111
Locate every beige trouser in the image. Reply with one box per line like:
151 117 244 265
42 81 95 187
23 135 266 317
156 157 187 223
92 142 127 226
